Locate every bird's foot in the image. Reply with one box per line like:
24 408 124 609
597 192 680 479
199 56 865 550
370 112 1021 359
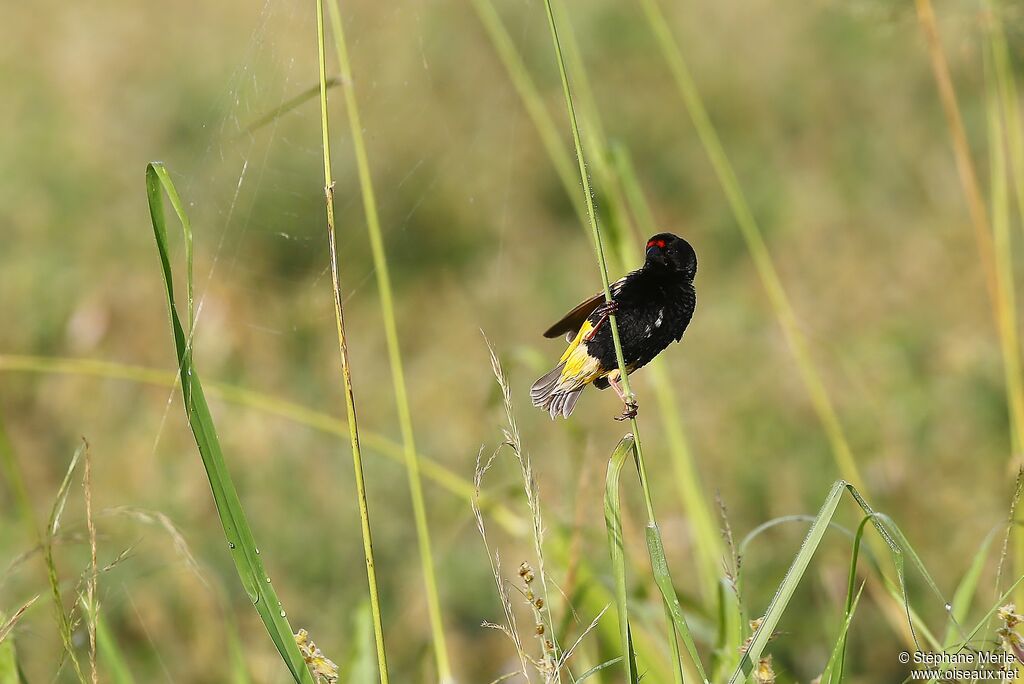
585 300 618 342
615 399 638 422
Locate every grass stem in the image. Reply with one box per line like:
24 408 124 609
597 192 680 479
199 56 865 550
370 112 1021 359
541 2 705 679
471 0 724 610
315 1 390 679
639 0 865 493
323 2 451 678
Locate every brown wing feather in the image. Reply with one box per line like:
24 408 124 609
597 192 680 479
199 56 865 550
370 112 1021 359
543 292 603 339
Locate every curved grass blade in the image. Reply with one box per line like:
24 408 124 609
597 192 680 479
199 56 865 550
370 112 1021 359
645 522 709 683
832 516 872 683
712 579 742 682
605 434 639 684
145 162 314 683
242 77 340 136
943 530 995 648
729 481 908 683
577 657 624 682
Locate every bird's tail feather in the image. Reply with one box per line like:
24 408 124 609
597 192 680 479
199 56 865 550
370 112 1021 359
531 363 585 419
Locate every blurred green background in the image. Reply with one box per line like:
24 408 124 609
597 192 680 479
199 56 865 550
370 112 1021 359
2 0 1023 681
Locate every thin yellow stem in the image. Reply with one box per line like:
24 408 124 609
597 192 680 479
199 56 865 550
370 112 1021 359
639 0 865 493
322 3 451 679
915 0 1000 313
539 0 656 519
315 1 389 680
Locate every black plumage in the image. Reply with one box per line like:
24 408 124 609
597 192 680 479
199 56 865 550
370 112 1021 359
531 233 697 419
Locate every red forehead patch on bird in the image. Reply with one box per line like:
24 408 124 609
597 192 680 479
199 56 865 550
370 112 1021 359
647 239 667 249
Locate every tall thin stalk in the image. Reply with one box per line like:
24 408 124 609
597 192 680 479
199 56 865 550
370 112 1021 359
322 3 451 679
636 0 939 648
540 2 704 680
638 0 865 493
470 0 724 610
315 1 389 681
984 3 1024 610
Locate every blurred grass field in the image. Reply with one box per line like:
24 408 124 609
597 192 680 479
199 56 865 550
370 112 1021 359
3 0 1024 681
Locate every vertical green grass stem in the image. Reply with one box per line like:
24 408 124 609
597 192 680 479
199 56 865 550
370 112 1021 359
541 2 707 680
323 2 451 680
314 2 390 680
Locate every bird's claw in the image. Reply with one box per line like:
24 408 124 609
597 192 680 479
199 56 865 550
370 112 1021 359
615 399 639 422
586 301 619 342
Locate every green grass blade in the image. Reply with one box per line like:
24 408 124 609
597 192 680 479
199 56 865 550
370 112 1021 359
712 579 743 682
821 583 865 684
227 622 253 684
577 657 623 682
346 603 376 684
540 0 636 416
468 0 586 227
943 530 994 648
833 516 872 683
0 623 18 684
605 434 640 684
323 2 450 678
44 443 86 683
729 481 909 682
645 523 710 683
95 615 135 684
950 572 1024 652
242 78 340 136
729 481 845 682
145 162 314 683
542 3 708 678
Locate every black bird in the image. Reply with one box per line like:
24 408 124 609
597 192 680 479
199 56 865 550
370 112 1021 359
530 233 697 420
